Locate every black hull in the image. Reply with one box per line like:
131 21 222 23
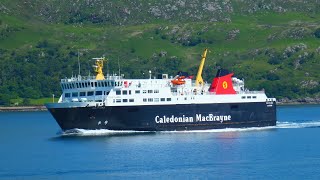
47 102 276 131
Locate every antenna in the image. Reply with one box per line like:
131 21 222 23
107 56 109 76
78 49 81 75
118 57 121 77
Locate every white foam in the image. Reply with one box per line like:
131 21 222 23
276 121 320 129
160 126 276 134
59 120 320 136
60 129 152 136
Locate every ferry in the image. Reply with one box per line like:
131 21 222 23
46 49 277 131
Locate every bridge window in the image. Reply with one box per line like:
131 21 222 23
72 92 78 97
65 93 70 97
96 91 102 95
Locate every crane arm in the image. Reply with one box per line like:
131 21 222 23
195 49 208 86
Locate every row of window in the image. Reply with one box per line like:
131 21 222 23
65 88 161 98
143 98 171 102
114 99 135 103
113 97 172 104
241 96 257 99
115 89 160 95
62 81 123 90
65 91 110 98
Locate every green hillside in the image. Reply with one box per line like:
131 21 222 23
1 0 320 105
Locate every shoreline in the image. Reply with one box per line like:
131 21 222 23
0 106 47 112
1 102 320 112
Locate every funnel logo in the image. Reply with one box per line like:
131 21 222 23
222 81 228 89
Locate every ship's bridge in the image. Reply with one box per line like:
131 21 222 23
59 74 175 103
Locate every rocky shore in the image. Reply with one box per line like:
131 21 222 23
0 106 47 112
1 98 320 112
277 97 320 105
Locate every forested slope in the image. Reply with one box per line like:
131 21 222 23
1 0 320 105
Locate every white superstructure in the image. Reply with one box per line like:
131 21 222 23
53 73 274 109
50 50 275 109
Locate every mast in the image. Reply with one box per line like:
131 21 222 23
195 49 208 86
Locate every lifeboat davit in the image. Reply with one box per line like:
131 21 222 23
171 76 186 85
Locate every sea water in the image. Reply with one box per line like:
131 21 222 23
0 105 320 179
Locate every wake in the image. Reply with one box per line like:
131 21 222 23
276 121 320 129
59 129 152 136
59 120 320 136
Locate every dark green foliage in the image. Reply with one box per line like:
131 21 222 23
257 81 300 99
1 1 320 104
161 35 167 40
268 55 282 65
182 37 201 47
22 98 31 106
0 94 10 106
314 28 320 38
36 40 49 48
265 73 280 81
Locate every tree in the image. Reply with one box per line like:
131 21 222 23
314 28 320 38
22 98 31 106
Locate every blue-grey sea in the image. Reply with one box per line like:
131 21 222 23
1 105 320 179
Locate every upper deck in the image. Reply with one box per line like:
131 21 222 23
57 73 270 106
50 51 275 107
